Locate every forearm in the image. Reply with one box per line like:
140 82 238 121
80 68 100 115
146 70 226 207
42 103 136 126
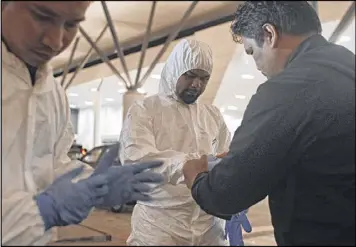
192 172 232 220
121 147 201 185
191 156 269 216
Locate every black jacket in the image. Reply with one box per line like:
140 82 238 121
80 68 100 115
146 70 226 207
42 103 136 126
191 35 355 246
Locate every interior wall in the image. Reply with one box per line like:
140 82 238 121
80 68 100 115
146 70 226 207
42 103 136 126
76 105 123 149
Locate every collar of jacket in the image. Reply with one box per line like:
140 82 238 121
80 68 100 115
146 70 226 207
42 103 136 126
285 34 329 67
2 41 54 94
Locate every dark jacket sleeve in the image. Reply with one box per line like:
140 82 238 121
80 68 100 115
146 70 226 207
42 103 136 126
191 79 311 217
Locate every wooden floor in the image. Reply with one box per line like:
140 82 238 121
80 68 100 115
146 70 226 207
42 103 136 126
48 200 276 246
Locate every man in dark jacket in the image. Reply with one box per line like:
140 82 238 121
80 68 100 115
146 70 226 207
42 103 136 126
183 1 355 246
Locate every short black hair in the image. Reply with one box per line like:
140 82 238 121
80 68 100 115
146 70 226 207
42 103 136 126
231 1 322 46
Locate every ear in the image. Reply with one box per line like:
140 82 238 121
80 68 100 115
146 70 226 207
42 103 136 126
262 23 279 48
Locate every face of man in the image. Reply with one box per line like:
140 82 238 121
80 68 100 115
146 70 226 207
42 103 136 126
176 69 211 104
1 1 91 67
241 24 292 79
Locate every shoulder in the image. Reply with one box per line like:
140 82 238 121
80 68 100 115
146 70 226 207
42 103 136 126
199 103 225 124
201 103 222 117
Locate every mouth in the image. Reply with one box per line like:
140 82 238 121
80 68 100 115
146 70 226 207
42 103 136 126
31 50 54 61
185 89 199 96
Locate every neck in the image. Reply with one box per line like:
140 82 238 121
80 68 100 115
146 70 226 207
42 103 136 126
2 34 39 70
278 34 315 69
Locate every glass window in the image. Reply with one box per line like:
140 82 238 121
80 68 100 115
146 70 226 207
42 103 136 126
82 147 104 164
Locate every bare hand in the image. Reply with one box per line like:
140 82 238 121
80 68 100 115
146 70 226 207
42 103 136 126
183 155 208 189
216 152 228 159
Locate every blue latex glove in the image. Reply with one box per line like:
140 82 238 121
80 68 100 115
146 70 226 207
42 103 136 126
207 154 222 171
91 143 120 176
100 161 164 206
225 210 252 246
36 166 109 230
90 143 165 206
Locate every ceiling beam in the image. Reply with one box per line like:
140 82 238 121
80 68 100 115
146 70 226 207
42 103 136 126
53 6 237 78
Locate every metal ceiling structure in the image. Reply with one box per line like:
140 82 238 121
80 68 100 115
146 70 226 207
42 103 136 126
58 1 238 92
53 1 239 77
328 1 355 43
57 1 355 95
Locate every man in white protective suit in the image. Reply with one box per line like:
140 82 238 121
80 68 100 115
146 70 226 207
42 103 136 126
119 39 232 246
1 2 164 246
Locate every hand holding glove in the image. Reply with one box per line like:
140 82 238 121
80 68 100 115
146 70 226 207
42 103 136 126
90 143 165 206
207 154 222 171
36 166 108 230
100 161 164 207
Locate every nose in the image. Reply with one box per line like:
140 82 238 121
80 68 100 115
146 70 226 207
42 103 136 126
42 26 64 52
191 78 202 89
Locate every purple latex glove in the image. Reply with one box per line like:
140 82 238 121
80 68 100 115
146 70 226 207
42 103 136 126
225 210 252 246
207 154 222 171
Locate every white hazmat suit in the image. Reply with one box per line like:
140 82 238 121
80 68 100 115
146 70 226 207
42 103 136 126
1 42 93 246
119 39 231 245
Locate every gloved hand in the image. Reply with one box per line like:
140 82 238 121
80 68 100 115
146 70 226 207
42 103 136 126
90 142 165 206
36 166 109 231
207 154 222 171
225 210 252 246
100 161 164 207
91 143 120 176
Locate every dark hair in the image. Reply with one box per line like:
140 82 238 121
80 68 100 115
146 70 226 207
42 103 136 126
231 1 322 46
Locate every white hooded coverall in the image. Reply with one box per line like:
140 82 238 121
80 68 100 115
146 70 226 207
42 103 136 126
1 42 93 246
119 39 231 246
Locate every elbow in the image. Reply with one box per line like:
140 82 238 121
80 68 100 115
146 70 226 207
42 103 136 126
192 176 252 216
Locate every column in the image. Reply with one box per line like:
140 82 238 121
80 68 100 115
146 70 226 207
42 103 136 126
122 89 145 122
93 89 102 147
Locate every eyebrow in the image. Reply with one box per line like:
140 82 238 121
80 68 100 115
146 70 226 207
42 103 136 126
187 71 210 78
32 4 60 17
31 4 86 22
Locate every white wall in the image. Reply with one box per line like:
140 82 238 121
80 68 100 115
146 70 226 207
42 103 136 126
77 105 123 149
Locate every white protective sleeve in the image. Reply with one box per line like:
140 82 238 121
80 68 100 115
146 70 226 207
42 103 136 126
119 102 202 185
1 98 93 246
211 105 232 155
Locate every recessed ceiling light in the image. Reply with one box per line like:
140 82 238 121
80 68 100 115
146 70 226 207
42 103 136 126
235 94 246 99
69 104 77 108
227 105 238 111
68 93 78 97
151 74 161 80
337 35 351 43
220 107 225 113
85 101 93 106
105 98 114 102
91 88 97 92
137 88 146 94
241 74 254 80
118 89 127 93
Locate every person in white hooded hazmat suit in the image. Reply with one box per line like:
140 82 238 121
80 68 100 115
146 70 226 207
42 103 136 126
1 2 164 246
119 39 232 245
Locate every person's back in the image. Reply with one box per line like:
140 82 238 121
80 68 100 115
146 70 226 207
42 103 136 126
186 2 355 246
267 35 355 245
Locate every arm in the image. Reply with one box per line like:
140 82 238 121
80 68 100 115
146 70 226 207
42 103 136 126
1 190 48 245
213 106 232 155
191 83 309 216
1 89 91 246
119 102 201 185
